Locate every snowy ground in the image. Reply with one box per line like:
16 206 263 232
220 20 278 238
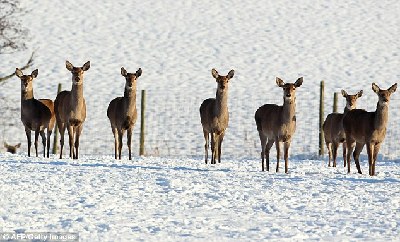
1 153 399 241
0 0 399 241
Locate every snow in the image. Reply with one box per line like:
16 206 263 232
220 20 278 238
0 0 399 241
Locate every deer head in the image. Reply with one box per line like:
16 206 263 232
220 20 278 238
372 83 397 106
66 61 90 85
4 142 21 154
212 69 234 91
15 68 38 94
341 90 363 110
121 67 142 90
276 77 303 102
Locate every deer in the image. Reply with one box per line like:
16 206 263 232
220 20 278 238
343 82 397 176
107 67 142 160
200 68 234 164
4 142 21 154
323 90 363 167
54 61 90 159
255 77 303 173
16 68 55 157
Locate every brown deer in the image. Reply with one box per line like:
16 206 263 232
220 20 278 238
323 90 363 167
255 77 303 173
200 68 234 164
4 142 21 154
343 83 397 176
16 68 55 157
107 67 142 160
54 61 90 159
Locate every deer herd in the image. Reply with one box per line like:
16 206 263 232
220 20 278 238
8 62 398 176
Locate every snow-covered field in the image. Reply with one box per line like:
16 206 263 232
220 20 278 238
0 0 399 241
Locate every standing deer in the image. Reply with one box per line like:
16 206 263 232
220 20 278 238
255 77 303 173
343 83 397 176
16 68 55 157
4 142 21 154
54 61 90 159
107 67 142 160
200 68 234 164
323 90 363 167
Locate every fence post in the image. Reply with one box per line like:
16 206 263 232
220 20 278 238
319 81 324 156
333 92 338 113
52 83 62 154
139 90 146 156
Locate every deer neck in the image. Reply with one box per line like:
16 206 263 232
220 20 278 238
282 98 296 123
124 86 137 112
374 102 389 130
343 106 351 113
21 89 34 102
215 89 229 116
71 83 85 109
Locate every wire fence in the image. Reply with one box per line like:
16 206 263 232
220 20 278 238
1 88 399 160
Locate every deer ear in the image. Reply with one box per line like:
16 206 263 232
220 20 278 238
372 83 380 93
388 83 397 94
211 69 219 79
15 143 21 148
357 90 363 97
341 90 348 97
66 61 74 71
31 69 38 78
276 77 285 87
4 142 8 148
136 68 142 77
82 61 90 71
121 67 127 77
15 68 23 78
227 70 235 79
294 77 303 87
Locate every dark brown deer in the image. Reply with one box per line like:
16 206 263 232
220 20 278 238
255 77 303 173
16 68 55 157
200 68 234 164
323 90 363 167
4 142 21 154
343 83 397 176
54 61 90 159
107 67 142 160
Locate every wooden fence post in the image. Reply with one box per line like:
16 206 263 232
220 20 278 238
319 81 324 156
52 83 62 154
139 90 146 156
333 92 338 113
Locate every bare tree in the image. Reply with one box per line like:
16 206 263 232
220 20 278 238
0 0 34 83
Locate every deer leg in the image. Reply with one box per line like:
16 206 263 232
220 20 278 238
74 125 83 159
343 142 347 167
284 141 291 174
275 138 280 173
346 139 355 174
353 142 364 174
40 130 46 157
58 122 65 159
127 128 133 160
259 132 267 171
326 142 332 167
46 128 52 158
112 127 118 159
265 139 274 172
67 125 75 159
118 130 124 160
218 132 225 163
372 143 381 176
212 133 220 165
332 142 339 167
25 127 31 157
34 130 40 157
210 132 215 164
203 130 209 164
366 142 374 176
